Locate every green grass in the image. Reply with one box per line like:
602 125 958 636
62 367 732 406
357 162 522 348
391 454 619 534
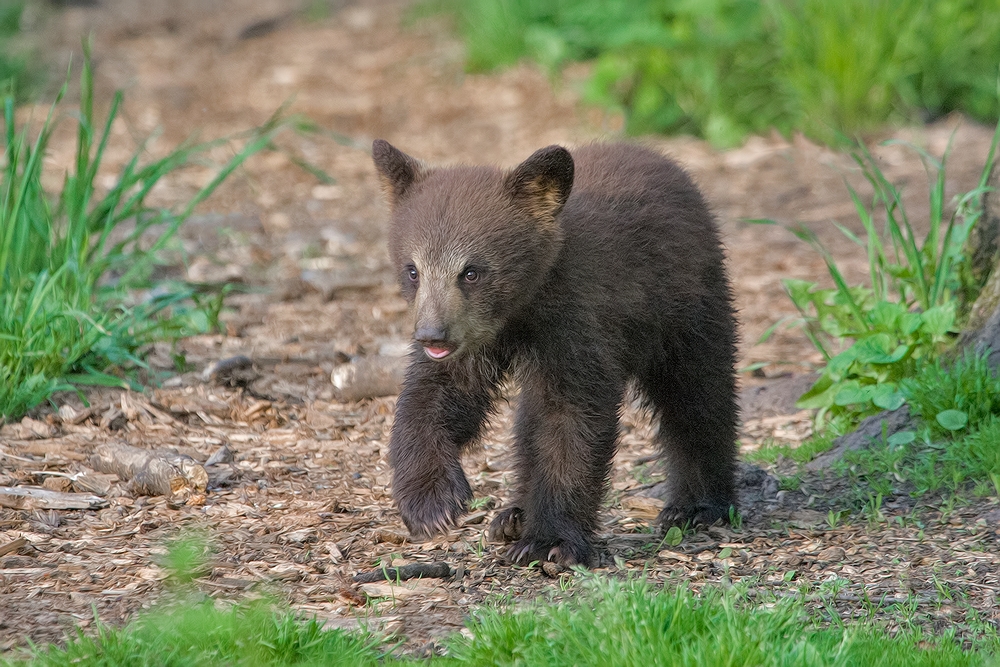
425 0 1000 146
745 424 843 466
6 598 388 667
10 578 999 666
0 49 301 422
0 1 41 104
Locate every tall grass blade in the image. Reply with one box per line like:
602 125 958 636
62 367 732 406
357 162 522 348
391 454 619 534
0 52 312 421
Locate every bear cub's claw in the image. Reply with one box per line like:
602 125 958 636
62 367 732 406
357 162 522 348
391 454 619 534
656 499 733 530
505 535 591 568
487 506 524 543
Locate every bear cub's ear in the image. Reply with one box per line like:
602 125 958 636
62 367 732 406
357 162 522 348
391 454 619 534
372 140 428 209
504 145 574 222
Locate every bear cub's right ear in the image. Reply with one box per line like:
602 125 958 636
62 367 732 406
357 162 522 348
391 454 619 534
372 140 428 209
504 145 575 224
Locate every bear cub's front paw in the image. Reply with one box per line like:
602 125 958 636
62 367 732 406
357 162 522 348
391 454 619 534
505 534 592 567
395 467 473 540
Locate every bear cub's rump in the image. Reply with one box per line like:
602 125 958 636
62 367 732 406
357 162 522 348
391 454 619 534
374 140 738 567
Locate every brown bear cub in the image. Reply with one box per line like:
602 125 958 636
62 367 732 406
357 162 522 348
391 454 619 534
373 139 738 567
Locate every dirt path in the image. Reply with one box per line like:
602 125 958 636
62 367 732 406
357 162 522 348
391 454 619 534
2 0 999 653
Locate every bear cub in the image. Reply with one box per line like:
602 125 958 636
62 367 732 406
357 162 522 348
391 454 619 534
373 139 738 567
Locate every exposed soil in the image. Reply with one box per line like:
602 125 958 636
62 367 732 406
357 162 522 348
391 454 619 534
2 0 999 655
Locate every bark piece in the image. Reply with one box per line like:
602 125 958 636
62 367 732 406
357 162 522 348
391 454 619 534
71 472 116 496
0 417 57 440
300 270 381 301
90 442 208 501
202 355 258 388
0 486 107 510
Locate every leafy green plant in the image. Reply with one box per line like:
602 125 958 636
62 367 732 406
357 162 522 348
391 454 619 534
839 351 1000 499
426 0 1000 146
768 0 913 143
0 50 302 421
584 0 781 146
767 128 1000 421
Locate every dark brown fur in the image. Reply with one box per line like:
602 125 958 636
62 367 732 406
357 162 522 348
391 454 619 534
373 140 739 567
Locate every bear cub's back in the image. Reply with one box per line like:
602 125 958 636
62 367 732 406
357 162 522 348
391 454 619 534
545 143 727 309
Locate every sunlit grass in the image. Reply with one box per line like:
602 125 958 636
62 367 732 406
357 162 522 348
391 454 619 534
10 577 998 666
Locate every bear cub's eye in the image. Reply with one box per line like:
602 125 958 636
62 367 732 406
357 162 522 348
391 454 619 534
406 266 419 282
462 267 480 283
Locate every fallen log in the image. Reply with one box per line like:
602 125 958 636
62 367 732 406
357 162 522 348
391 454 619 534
91 442 207 501
331 355 407 401
0 486 107 510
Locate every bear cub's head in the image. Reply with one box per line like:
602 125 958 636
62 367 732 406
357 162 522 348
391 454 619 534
373 141 574 362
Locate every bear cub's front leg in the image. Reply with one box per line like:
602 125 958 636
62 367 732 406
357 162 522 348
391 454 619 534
389 359 494 539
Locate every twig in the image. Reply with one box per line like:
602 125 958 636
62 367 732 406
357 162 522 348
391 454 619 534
0 537 28 557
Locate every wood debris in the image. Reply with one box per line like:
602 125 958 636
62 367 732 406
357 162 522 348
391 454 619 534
0 486 107 510
0 537 28 558
90 442 207 501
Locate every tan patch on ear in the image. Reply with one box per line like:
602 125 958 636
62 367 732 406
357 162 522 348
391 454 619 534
518 177 567 228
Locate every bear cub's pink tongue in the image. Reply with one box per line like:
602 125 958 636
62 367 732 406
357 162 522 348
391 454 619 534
424 346 452 360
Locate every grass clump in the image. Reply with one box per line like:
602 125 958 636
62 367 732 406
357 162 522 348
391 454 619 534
8 599 387 667
842 350 1000 500
745 425 842 466
0 51 298 422
904 350 1000 439
0 1 42 104
426 0 1000 146
448 579 997 666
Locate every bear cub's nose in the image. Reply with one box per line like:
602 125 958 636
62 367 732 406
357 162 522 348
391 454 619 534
414 325 449 345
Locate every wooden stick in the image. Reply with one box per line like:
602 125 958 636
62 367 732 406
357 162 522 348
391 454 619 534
0 486 106 510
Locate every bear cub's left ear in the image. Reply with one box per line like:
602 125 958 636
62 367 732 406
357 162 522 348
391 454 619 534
372 140 428 209
504 145 574 222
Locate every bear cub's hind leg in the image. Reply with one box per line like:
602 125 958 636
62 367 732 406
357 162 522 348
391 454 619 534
494 382 620 567
644 334 739 530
